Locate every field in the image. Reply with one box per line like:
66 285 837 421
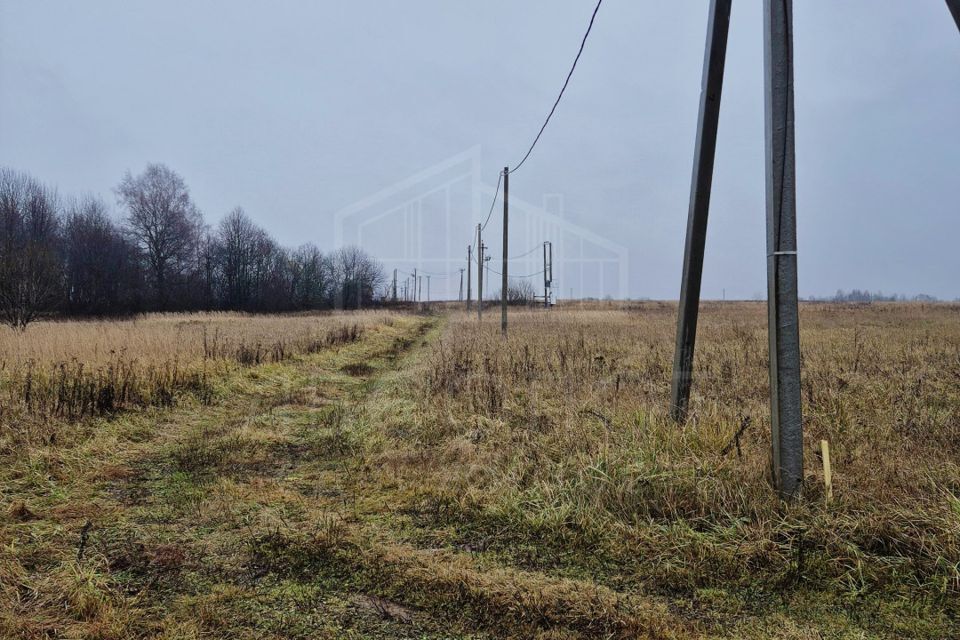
1 303 958 639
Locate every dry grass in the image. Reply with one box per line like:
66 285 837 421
2 303 958 638
0 311 391 367
0 312 387 448
372 302 960 617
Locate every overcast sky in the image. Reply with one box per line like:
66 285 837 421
1 1 958 300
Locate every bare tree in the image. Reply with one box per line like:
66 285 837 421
498 279 536 306
0 169 62 330
289 243 331 309
63 195 142 316
116 164 203 309
214 207 259 309
331 246 384 309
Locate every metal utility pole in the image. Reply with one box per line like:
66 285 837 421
764 0 803 499
485 256 491 302
459 268 465 301
543 241 553 308
670 0 732 423
392 269 398 302
466 244 473 311
477 224 484 321
501 167 509 336
948 0 960 32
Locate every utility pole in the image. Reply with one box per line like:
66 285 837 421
412 268 418 302
501 167 509 336
426 275 431 304
948 0 960 32
477 224 484 321
458 268 465 302
764 0 803 499
670 0 732 423
417 275 422 303
392 269 398 302
466 244 473 311
485 256 491 301
548 241 553 306
543 241 553 308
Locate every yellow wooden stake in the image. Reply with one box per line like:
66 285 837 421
820 439 833 503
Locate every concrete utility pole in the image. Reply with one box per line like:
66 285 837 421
948 0 960 31
466 244 473 311
668 0 804 500
501 167 509 336
670 0 732 423
477 224 484 321
459 268 465 301
764 0 803 499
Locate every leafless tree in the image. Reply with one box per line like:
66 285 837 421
116 164 203 309
62 195 142 316
498 279 537 306
289 243 331 309
214 207 260 309
331 246 384 309
0 169 63 330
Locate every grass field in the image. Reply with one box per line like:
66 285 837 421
1 303 958 638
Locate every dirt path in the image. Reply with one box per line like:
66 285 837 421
4 312 695 639
3 315 473 638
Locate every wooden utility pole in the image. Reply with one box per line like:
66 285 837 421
466 244 473 311
412 269 418 302
764 0 803 499
501 167 509 336
426 275 431 303
417 275 422 303
670 0 732 422
459 268 465 301
477 224 484 321
392 269 398 302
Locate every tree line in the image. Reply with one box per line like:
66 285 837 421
0 164 385 329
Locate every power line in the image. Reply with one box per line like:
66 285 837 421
510 243 546 260
509 0 603 175
486 266 545 279
480 171 503 232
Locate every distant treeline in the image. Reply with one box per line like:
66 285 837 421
0 164 385 329
811 289 940 303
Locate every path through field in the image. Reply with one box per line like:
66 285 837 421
1 314 673 639
4 307 958 639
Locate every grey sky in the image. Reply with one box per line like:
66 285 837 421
1 1 958 300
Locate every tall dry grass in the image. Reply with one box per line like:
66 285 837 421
0 311 390 447
397 302 960 603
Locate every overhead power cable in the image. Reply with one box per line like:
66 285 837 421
485 266 545 279
509 0 603 175
480 171 503 232
510 243 546 260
